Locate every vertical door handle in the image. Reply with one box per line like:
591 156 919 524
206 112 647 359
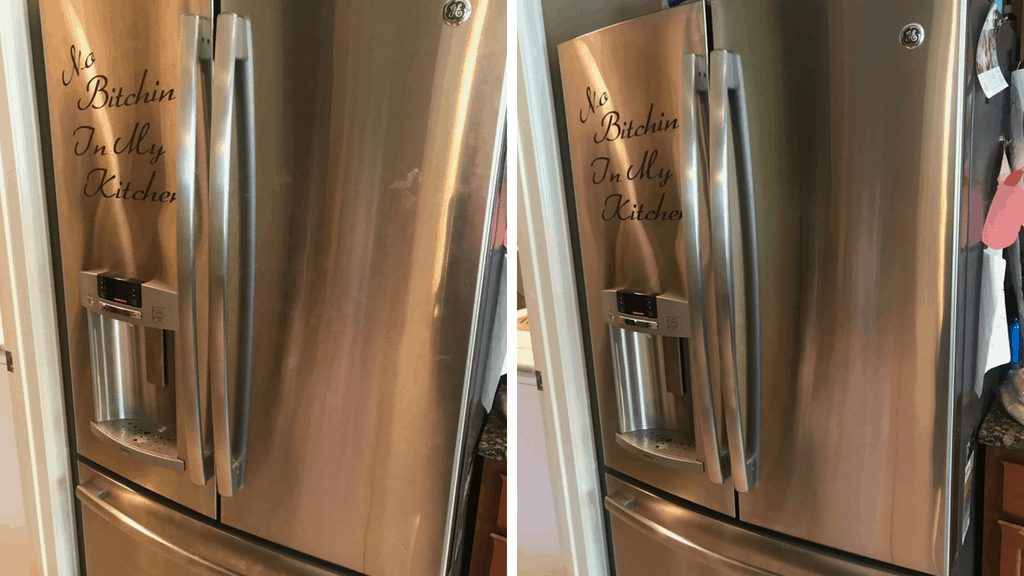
709 50 761 493
209 13 256 497
679 53 729 485
177 14 213 486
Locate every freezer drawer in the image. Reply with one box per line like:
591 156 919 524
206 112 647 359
76 463 342 576
604 475 897 576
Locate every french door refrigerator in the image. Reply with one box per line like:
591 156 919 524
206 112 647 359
555 0 1007 575
35 0 506 574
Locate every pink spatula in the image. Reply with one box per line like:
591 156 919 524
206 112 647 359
984 167 1024 249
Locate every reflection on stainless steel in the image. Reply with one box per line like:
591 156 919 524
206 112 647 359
707 50 760 494
211 0 507 573
609 326 678 431
208 11 256 500
39 0 218 517
77 463 339 576
557 2 736 516
604 475 894 576
87 311 146 422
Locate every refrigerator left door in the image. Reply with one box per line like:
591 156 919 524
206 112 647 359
38 0 217 517
76 462 341 576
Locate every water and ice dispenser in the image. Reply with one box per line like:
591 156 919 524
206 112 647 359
80 271 184 470
602 289 706 473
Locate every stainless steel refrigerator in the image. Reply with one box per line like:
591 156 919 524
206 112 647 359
34 0 506 574
555 1 1008 574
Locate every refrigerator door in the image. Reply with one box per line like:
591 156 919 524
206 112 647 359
211 1 506 574
604 475 898 576
37 0 217 517
707 0 966 572
76 462 341 576
557 2 736 515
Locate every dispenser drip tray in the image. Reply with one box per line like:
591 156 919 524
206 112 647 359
615 429 704 473
90 419 185 471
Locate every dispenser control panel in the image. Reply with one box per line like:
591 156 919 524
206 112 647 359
80 271 178 331
97 275 142 308
616 291 657 318
602 290 690 338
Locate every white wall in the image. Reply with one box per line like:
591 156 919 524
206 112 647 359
517 369 570 576
0 312 40 575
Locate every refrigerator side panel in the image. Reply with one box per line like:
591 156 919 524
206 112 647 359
708 0 968 573
36 0 216 517
214 1 506 575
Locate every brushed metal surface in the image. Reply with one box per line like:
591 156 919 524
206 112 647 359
604 475 898 576
557 3 736 516
76 462 341 576
38 0 217 517
708 0 966 572
214 0 507 574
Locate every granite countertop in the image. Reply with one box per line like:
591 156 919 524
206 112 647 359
477 414 506 462
979 400 1024 452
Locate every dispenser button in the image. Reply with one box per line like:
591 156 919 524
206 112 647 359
624 318 658 330
101 302 142 320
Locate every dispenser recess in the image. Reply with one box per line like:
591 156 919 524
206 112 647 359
601 289 704 472
80 270 183 470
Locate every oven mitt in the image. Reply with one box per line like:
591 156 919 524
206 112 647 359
983 167 1024 250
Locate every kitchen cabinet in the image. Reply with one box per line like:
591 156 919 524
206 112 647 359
982 444 1024 575
467 455 507 576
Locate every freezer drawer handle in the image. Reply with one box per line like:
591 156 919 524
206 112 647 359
176 14 214 486
708 50 761 493
209 12 257 498
679 52 730 484
605 492 774 575
76 479 236 576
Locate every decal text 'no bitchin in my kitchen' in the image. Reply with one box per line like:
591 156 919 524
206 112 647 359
579 86 681 222
60 44 176 204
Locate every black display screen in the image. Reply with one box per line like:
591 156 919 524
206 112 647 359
97 275 142 308
616 291 657 318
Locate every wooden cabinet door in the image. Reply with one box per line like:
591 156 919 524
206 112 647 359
1001 521 1024 575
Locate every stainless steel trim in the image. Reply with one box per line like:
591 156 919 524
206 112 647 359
177 14 214 486
709 49 760 493
209 12 256 498
680 52 729 485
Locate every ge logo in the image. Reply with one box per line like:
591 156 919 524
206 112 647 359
442 0 471 26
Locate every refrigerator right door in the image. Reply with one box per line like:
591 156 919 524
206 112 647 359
209 1 506 575
707 0 964 573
